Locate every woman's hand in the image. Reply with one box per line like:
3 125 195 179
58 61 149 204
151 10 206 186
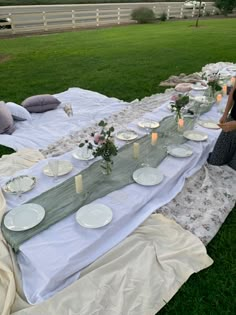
218 120 236 132
219 113 228 124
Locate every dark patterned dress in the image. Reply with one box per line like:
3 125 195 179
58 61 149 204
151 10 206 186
208 88 236 170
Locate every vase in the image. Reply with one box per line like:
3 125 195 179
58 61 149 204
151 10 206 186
100 160 113 175
175 111 182 122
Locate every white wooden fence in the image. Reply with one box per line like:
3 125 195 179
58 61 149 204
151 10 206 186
0 2 219 35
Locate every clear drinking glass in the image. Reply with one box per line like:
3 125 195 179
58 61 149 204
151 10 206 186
141 126 151 167
48 159 59 182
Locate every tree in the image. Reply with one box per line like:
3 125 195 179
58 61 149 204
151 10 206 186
195 1 203 27
214 0 236 15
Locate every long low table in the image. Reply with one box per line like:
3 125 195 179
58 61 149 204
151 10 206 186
21 103 222 302
1 91 223 304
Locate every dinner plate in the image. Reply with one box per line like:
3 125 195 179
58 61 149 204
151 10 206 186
183 130 208 141
138 120 160 129
191 84 208 91
116 129 138 141
76 204 113 228
43 160 73 176
133 167 164 186
72 148 94 161
198 120 220 129
3 175 36 195
4 203 45 231
167 144 193 158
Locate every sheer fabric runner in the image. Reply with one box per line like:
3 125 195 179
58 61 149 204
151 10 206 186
2 115 196 251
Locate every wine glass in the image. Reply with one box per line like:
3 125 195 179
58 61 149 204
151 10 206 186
141 125 151 167
47 159 59 182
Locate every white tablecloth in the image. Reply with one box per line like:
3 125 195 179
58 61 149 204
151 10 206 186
1 94 224 304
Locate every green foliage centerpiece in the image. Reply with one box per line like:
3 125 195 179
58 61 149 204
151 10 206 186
79 120 118 175
202 71 222 97
170 94 189 121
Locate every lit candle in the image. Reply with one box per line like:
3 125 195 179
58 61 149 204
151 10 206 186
178 118 184 129
216 94 222 103
133 142 140 159
151 132 158 146
231 77 236 86
75 174 83 193
222 85 227 96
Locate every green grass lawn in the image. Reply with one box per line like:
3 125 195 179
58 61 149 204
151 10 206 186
0 19 235 314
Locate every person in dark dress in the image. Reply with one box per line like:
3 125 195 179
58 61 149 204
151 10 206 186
208 81 236 170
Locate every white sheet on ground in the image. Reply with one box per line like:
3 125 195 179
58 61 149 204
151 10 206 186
0 87 128 151
0 213 213 315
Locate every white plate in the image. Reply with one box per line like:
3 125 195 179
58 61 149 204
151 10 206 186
43 160 73 176
3 176 36 194
191 84 208 91
183 130 208 141
167 144 193 158
116 129 138 141
72 148 94 161
4 203 45 231
76 204 112 228
133 167 164 186
198 120 220 129
138 120 160 129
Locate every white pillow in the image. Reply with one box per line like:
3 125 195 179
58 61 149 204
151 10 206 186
6 102 32 121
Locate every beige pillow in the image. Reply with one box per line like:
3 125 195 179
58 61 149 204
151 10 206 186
22 94 60 113
0 101 15 134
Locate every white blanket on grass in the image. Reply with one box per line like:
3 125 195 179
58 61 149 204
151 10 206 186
0 210 213 315
0 87 128 151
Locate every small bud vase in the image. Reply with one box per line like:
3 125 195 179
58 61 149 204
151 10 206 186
100 160 113 175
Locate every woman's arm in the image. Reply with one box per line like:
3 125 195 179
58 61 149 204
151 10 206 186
219 81 236 123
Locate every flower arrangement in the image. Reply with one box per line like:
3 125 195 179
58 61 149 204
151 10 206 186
79 120 118 175
202 71 222 96
170 94 189 121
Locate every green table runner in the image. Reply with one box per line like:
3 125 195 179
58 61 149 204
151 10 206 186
1 113 201 251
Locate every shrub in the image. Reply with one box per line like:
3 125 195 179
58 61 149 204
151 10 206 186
131 7 155 24
214 0 236 16
205 10 211 16
159 11 167 21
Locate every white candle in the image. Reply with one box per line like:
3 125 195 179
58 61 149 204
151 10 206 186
151 132 158 146
75 174 83 193
133 142 140 159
